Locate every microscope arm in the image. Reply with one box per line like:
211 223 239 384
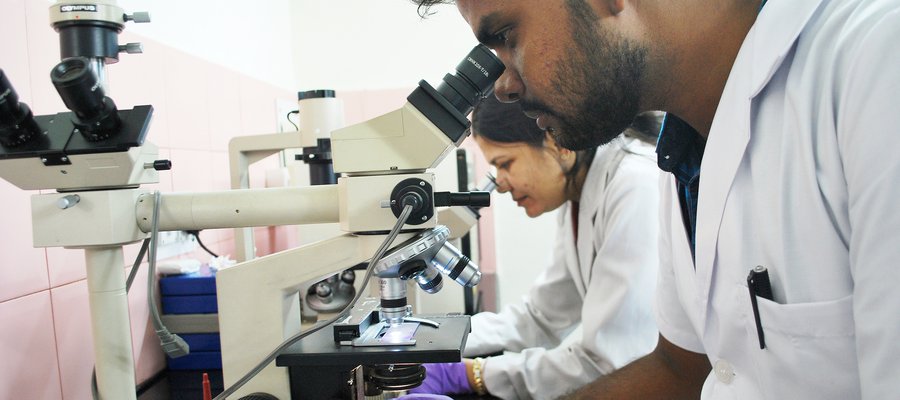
228 132 321 261
134 185 340 231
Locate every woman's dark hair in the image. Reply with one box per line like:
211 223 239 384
471 95 597 196
471 95 546 147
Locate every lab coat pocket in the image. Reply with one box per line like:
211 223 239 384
740 288 859 400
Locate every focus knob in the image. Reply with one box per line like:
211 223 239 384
145 160 172 171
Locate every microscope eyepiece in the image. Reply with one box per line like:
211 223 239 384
436 44 505 117
407 45 505 145
51 57 120 141
0 69 41 147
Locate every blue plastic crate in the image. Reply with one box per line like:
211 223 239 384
161 295 218 314
159 270 217 296
180 333 221 352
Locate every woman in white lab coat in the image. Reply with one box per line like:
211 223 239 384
410 96 662 399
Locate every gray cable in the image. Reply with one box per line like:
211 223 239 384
146 191 190 358
148 190 165 330
126 239 150 291
213 204 415 400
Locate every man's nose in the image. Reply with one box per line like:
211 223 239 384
493 64 524 103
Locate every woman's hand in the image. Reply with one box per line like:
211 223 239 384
408 362 474 395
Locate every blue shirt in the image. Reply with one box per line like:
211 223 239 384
655 113 706 260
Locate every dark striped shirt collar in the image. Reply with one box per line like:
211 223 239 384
656 113 706 184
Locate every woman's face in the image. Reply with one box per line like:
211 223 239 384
475 134 571 218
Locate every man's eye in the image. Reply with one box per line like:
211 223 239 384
492 28 512 45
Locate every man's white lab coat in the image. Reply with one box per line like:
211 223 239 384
464 137 660 399
655 0 900 398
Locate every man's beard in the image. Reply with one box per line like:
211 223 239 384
546 0 648 151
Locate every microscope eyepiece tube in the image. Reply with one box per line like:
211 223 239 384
0 69 41 147
51 56 120 140
436 44 505 117
405 44 505 146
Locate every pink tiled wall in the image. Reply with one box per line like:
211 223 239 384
0 1 497 398
0 0 294 397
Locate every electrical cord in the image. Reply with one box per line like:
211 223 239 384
149 190 190 358
187 230 220 258
125 239 151 291
213 204 415 400
286 110 299 131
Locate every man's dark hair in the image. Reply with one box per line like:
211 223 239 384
409 0 455 17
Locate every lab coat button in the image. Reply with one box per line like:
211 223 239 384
714 360 734 384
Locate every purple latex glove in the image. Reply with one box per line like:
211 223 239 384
395 395 453 400
408 362 473 395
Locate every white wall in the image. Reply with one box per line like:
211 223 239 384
115 1 481 94
289 0 478 91
118 0 297 89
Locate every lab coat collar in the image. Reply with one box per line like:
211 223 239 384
578 140 619 217
577 136 647 235
748 0 826 98
693 0 825 317
559 201 586 297
571 143 615 293
574 136 652 283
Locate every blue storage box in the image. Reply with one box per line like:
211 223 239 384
159 269 217 296
161 295 218 314
180 333 221 352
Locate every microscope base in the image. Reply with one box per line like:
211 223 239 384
275 314 471 399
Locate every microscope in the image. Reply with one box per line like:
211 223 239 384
0 1 155 399
203 45 504 399
0 1 504 399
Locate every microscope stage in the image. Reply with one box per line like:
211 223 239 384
276 314 471 367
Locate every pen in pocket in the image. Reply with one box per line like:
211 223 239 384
748 265 773 349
